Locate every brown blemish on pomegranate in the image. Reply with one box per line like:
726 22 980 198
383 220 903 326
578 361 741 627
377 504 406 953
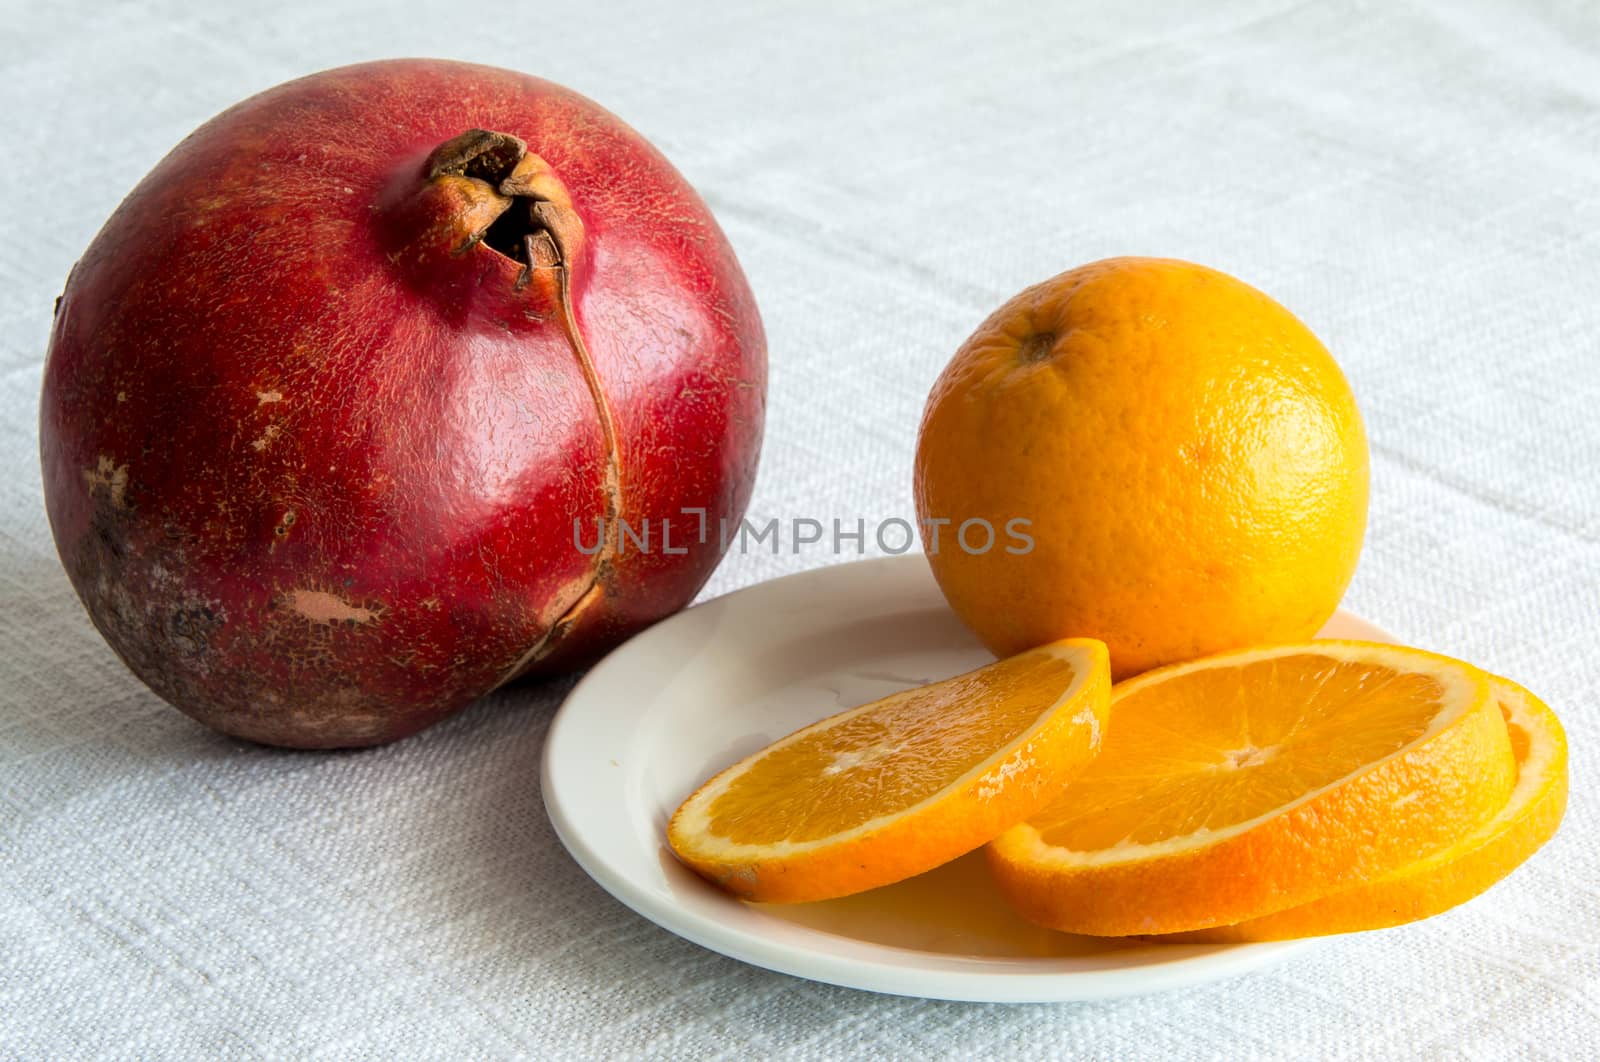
257 390 284 404
83 456 129 507
288 589 378 625
251 424 282 451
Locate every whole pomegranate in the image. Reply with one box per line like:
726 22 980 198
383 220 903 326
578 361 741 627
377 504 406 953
40 60 766 748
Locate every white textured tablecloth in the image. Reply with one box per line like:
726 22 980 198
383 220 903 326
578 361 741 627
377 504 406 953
3 1 1598 1057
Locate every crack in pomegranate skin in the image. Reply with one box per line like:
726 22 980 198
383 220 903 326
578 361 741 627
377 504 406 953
415 125 626 686
39 60 766 748
491 195 624 687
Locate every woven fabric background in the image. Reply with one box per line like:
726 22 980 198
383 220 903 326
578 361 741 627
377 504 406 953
2 0 1597 1057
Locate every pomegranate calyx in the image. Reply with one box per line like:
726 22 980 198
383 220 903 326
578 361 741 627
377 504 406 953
424 128 586 275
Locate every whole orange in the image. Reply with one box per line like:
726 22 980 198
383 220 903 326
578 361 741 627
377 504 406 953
914 257 1368 678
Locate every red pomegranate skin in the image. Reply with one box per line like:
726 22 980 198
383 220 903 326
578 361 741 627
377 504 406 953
40 59 765 748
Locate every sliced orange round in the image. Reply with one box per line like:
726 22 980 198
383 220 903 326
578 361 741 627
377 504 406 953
1179 675 1567 941
667 638 1111 903
987 641 1516 936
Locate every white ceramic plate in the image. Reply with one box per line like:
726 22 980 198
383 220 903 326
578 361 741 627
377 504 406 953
541 554 1395 1002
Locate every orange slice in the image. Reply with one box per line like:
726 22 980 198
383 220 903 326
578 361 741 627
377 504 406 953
987 641 1516 935
1178 675 1567 941
668 638 1111 903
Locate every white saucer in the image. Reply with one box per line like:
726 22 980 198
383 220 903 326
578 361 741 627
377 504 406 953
541 554 1393 1002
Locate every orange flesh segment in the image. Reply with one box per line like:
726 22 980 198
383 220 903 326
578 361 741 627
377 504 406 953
707 649 1081 844
1033 653 1448 851
668 638 1112 903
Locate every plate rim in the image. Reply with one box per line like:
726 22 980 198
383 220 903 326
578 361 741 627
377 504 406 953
541 554 1371 1003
